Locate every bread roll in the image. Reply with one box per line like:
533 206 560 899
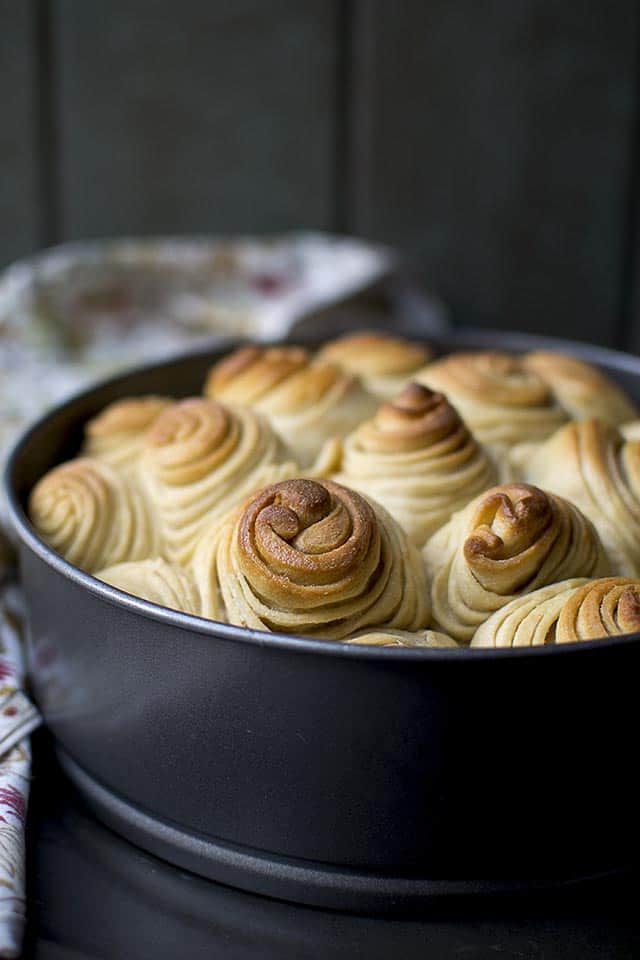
424 482 610 643
556 577 640 643
416 351 567 452
416 350 636 457
29 457 157 572
192 478 431 638
472 576 640 647
470 579 589 647
83 396 170 471
140 397 296 566
523 351 637 425
522 418 640 576
97 558 201 615
345 628 457 647
335 383 497 544
316 330 432 399
204 345 377 467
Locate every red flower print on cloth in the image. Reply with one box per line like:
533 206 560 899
0 785 26 826
0 659 14 682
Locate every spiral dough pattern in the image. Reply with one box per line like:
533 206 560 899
523 418 640 577
140 397 296 565
204 345 378 467
29 457 158 572
557 577 640 643
472 577 640 647
83 395 170 472
417 351 567 452
424 482 610 643
193 478 431 638
523 351 637 425
335 383 497 544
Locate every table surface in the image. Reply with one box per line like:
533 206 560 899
22 732 640 960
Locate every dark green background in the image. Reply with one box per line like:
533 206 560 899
1 1 638 346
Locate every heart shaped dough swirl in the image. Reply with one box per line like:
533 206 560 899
416 351 567 453
522 418 640 576
140 397 296 566
424 482 610 643
97 558 201 615
83 395 170 472
316 330 432 399
193 478 431 638
29 457 158 572
334 383 497 544
472 577 640 647
204 344 377 467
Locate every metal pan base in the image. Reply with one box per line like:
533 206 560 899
58 749 628 913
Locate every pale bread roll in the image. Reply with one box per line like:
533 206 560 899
204 344 377 467
98 557 201 616
83 396 170 472
345 628 457 648
140 397 296 566
472 577 640 647
335 382 497 544
522 418 640 576
316 330 432 399
29 457 158 573
416 351 567 454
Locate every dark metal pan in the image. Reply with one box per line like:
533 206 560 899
27 737 637 958
5 329 640 912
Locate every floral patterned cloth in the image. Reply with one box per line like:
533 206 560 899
0 743 31 959
0 586 40 958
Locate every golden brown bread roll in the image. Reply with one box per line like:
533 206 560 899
344 628 457 647
424 482 610 643
83 396 170 471
140 397 296 566
203 345 377 467
97 558 201 615
315 330 432 399
29 457 158 572
471 577 640 647
334 383 497 544
522 418 640 576
416 350 637 456
192 477 431 638
416 351 567 452
523 351 637 425
556 577 640 642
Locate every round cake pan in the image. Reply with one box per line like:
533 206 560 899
6 330 640 911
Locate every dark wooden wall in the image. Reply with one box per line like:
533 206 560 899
1 0 639 348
